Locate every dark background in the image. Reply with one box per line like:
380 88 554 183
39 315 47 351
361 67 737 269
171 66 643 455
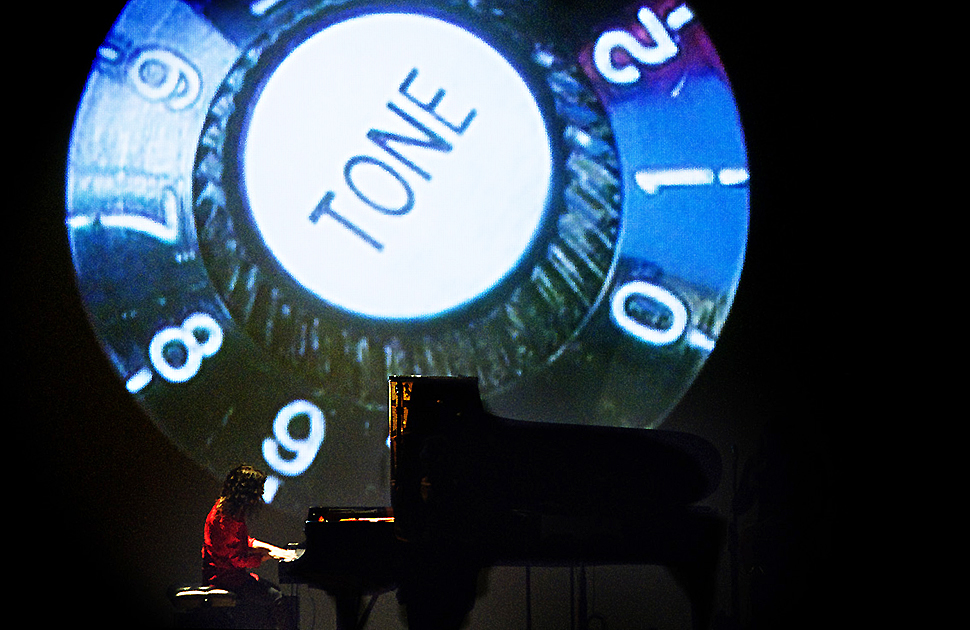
18 1 855 627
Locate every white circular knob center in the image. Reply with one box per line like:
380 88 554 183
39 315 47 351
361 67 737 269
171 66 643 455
242 12 553 319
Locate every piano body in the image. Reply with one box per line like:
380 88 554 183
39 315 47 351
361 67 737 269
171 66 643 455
281 376 724 629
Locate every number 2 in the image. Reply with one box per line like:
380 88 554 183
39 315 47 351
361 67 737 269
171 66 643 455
592 5 694 84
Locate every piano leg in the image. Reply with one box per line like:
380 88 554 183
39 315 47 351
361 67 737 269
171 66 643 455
669 558 718 630
332 589 382 630
397 542 481 630
666 511 725 630
329 591 384 630
332 590 359 630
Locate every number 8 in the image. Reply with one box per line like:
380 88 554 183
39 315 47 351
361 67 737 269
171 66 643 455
148 313 223 383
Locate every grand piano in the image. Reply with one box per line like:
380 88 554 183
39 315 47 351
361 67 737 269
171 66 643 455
281 376 724 629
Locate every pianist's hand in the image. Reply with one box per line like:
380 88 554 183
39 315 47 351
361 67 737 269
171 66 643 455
268 548 299 562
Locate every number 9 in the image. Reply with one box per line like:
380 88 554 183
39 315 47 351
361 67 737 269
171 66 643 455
262 400 326 476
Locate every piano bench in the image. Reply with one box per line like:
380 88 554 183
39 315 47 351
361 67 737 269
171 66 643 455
170 584 238 609
168 585 237 628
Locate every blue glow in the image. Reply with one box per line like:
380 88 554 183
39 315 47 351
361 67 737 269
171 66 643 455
611 73 748 294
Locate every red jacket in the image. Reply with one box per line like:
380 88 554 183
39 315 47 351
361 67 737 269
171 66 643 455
202 500 264 585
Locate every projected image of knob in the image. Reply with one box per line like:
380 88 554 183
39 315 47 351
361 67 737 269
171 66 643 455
66 0 747 516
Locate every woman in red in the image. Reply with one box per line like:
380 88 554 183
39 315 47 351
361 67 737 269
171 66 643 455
203 464 295 624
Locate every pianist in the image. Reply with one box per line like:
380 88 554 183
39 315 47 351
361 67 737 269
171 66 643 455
202 464 296 624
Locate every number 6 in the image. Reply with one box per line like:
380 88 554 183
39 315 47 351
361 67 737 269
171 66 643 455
128 48 202 110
